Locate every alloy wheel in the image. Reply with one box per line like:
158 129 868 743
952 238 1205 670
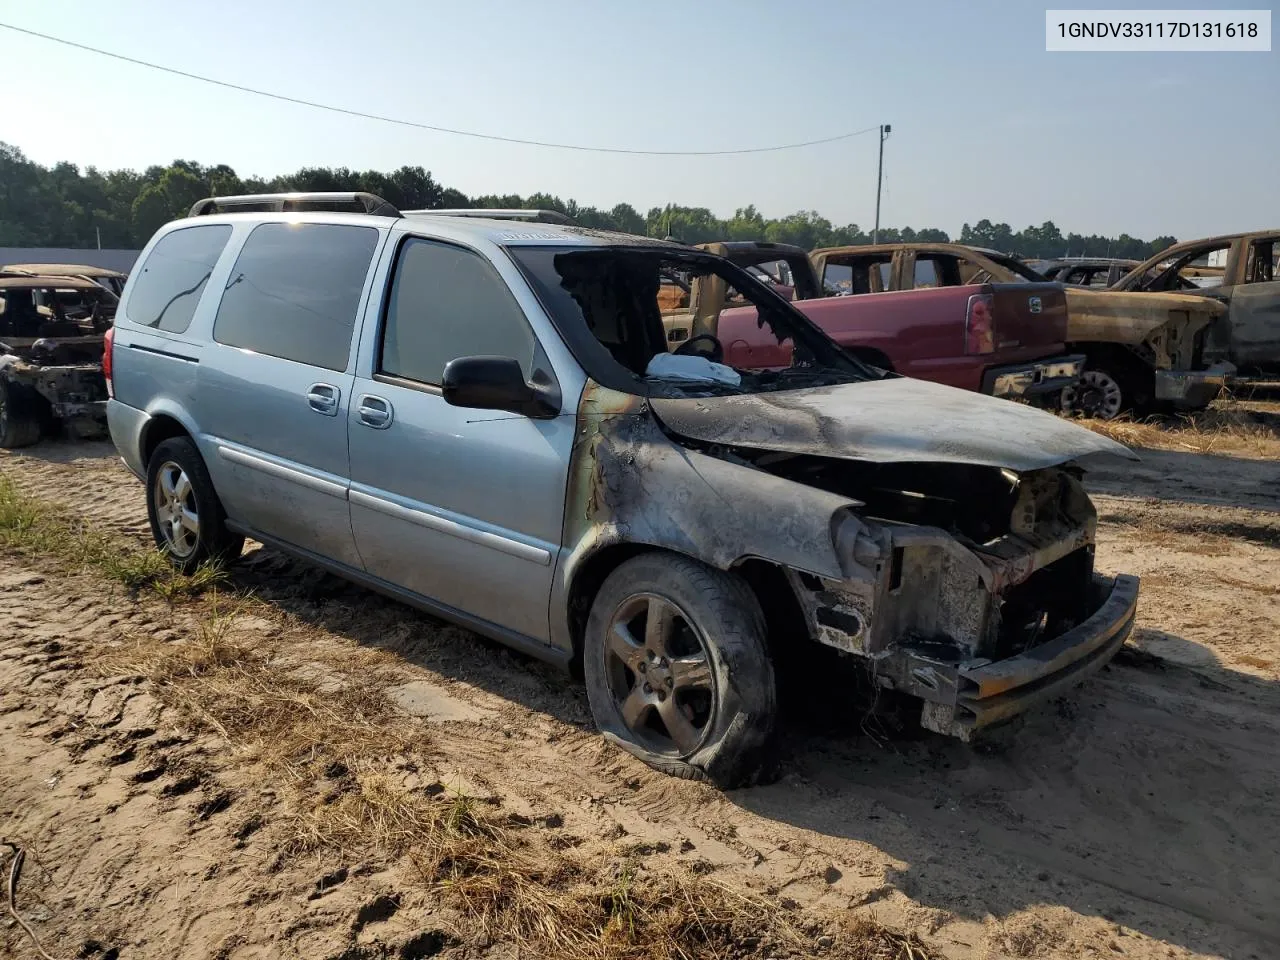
153 461 199 558
603 593 716 756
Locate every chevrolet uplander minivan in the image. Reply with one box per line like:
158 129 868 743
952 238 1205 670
107 193 1139 787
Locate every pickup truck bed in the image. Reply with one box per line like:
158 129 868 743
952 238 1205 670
719 283 1081 399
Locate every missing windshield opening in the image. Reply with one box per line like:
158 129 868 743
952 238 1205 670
506 245 877 396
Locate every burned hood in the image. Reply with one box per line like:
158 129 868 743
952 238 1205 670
648 377 1136 472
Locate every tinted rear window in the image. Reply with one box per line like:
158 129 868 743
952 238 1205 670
126 224 232 333
213 222 379 371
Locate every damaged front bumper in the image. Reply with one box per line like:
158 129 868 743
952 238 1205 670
1154 362 1235 410
983 354 1085 400
911 573 1139 738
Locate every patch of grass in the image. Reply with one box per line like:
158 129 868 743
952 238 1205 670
843 916 937 959
1078 398 1280 460
0 473 225 599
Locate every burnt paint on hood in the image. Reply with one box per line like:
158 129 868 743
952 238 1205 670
648 377 1137 472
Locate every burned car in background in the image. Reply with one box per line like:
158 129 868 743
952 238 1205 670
1 262 129 297
1111 230 1280 380
0 273 115 447
1035 258 1139 288
806 243 1227 419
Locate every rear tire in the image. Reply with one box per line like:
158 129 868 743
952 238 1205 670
1061 363 1158 420
146 437 244 573
0 377 44 449
583 553 776 788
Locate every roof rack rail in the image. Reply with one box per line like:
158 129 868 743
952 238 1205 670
188 192 401 218
403 208 578 226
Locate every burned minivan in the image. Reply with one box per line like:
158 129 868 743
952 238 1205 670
108 195 1140 788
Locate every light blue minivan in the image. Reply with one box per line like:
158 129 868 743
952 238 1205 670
108 193 1139 786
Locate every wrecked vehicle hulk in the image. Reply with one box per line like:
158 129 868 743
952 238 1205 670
662 241 1084 403
0 273 115 447
1 262 129 297
806 243 1227 419
1110 230 1280 379
1034 258 1139 288
108 194 1140 788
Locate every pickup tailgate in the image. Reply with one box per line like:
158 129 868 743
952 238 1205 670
988 282 1068 358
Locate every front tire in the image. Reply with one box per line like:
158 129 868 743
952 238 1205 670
583 553 776 788
146 437 244 573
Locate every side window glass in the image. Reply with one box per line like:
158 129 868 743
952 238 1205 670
380 238 536 385
126 225 232 333
213 222 378 371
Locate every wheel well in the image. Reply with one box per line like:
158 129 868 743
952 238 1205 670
848 347 894 372
731 559 810 654
1072 342 1154 376
141 415 192 466
566 543 652 674
566 546 809 676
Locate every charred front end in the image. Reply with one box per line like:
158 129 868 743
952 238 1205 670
567 378 1141 741
762 457 1138 738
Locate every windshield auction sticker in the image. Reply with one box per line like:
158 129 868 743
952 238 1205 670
1046 9 1271 50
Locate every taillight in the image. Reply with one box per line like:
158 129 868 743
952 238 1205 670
965 293 995 355
103 326 115 398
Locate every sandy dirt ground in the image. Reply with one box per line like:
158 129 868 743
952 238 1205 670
1 421 1278 959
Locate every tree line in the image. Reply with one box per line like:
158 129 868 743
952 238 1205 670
1 142 1177 260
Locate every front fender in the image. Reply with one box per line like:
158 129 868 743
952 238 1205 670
1064 288 1224 365
550 381 858 655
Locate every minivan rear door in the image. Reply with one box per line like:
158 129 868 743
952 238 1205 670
198 221 385 569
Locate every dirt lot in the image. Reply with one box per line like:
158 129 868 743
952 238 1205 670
2 403 1278 959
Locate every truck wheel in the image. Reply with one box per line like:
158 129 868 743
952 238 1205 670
146 437 244 573
583 553 776 788
0 378 44 449
1061 368 1128 420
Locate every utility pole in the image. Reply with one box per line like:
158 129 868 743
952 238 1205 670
873 124 891 245
96 226 102 250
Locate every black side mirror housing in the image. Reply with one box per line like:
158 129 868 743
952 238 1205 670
441 356 559 419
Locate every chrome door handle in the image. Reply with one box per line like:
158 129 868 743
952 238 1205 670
307 383 340 417
357 394 393 429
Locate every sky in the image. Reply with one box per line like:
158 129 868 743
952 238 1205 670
1 0 1277 239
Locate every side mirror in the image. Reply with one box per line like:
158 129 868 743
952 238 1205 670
441 356 558 419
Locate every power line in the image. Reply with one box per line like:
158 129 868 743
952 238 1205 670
0 22 880 157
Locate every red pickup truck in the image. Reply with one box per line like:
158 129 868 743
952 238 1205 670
680 242 1083 401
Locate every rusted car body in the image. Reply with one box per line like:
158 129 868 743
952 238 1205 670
1 263 129 297
1111 230 1280 377
808 243 1227 418
1036 258 1139 288
0 274 115 446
